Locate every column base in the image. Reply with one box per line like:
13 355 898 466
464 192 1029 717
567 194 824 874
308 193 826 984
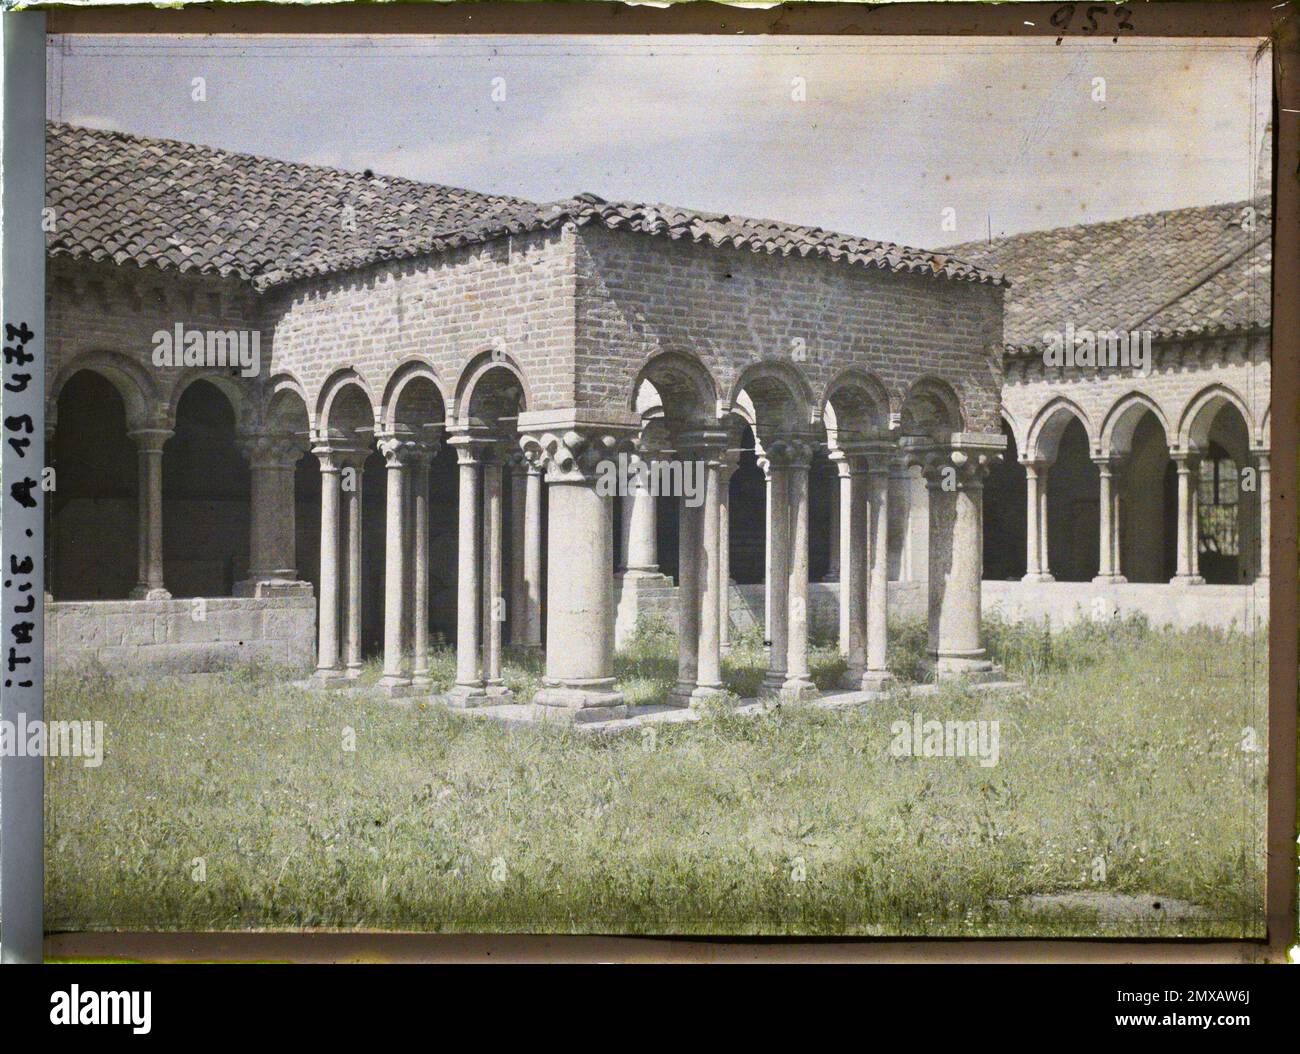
234 577 314 598
410 671 433 691
345 664 364 680
1092 574 1128 584
859 670 896 693
759 671 788 698
129 586 172 601
439 686 493 706
377 675 415 698
1020 573 1055 583
668 682 696 709
931 652 1005 683
1170 575 1206 586
781 676 818 701
689 683 727 708
532 680 625 723
312 667 350 689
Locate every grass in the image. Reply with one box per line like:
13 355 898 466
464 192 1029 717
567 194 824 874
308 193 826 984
44 614 1267 938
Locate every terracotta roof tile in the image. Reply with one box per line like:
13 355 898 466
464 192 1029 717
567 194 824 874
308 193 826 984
47 122 1003 291
944 200 1271 349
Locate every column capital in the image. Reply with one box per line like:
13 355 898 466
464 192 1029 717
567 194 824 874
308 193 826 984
763 436 816 469
239 430 307 470
518 426 636 484
126 427 173 453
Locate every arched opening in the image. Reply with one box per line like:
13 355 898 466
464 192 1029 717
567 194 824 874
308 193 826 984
51 370 139 600
983 420 1025 580
728 423 765 584
1119 411 1175 583
1044 418 1100 582
162 379 251 597
1194 403 1254 584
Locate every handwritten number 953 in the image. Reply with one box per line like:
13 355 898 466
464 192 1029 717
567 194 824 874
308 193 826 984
1051 4 1135 38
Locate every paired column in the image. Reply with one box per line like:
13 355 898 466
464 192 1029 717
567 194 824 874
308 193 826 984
339 449 369 678
760 450 789 695
718 451 740 651
1021 459 1054 582
1171 451 1204 584
693 441 728 704
377 433 414 696
522 427 628 722
127 428 172 600
1093 456 1126 583
833 454 853 654
482 456 507 695
863 462 894 692
313 444 344 681
522 456 545 650
921 444 1001 680
409 446 435 689
508 456 529 647
1255 452 1270 581
782 440 816 699
836 450 867 685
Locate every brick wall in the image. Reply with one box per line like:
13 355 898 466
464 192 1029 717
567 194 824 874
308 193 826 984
574 225 1005 431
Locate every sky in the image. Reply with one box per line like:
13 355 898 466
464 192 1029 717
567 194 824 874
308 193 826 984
47 34 1272 250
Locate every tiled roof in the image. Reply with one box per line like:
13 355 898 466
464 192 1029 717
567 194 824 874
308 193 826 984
46 121 533 289
945 200 1271 350
46 122 1003 291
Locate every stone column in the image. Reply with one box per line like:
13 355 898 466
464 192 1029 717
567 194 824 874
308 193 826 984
1256 452 1270 580
1022 460 1043 581
671 488 702 707
718 451 740 651
339 449 368 678
410 446 435 689
863 460 894 692
522 427 629 722
377 434 412 696
1038 465 1052 581
1092 457 1126 583
523 457 545 651
482 453 509 699
692 442 727 705
127 428 172 600
508 456 528 647
1171 451 1204 584
313 445 344 681
760 451 789 696
620 465 660 576
762 455 774 644
825 463 842 583
831 453 853 655
922 445 1002 680
447 438 487 705
839 451 868 686
235 433 310 597
783 441 816 699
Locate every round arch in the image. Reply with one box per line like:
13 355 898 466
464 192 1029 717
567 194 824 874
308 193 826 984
381 359 450 435
317 368 378 442
1025 397 1095 463
1177 384 1254 453
1100 391 1171 457
50 350 161 430
899 374 965 441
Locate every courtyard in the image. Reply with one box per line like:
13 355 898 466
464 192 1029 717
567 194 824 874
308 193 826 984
44 614 1266 938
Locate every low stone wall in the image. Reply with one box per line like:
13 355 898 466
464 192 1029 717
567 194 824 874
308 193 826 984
980 579 1268 632
614 576 1263 646
46 596 317 675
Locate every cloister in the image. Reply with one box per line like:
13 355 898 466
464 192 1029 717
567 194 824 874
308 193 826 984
43 125 1271 720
